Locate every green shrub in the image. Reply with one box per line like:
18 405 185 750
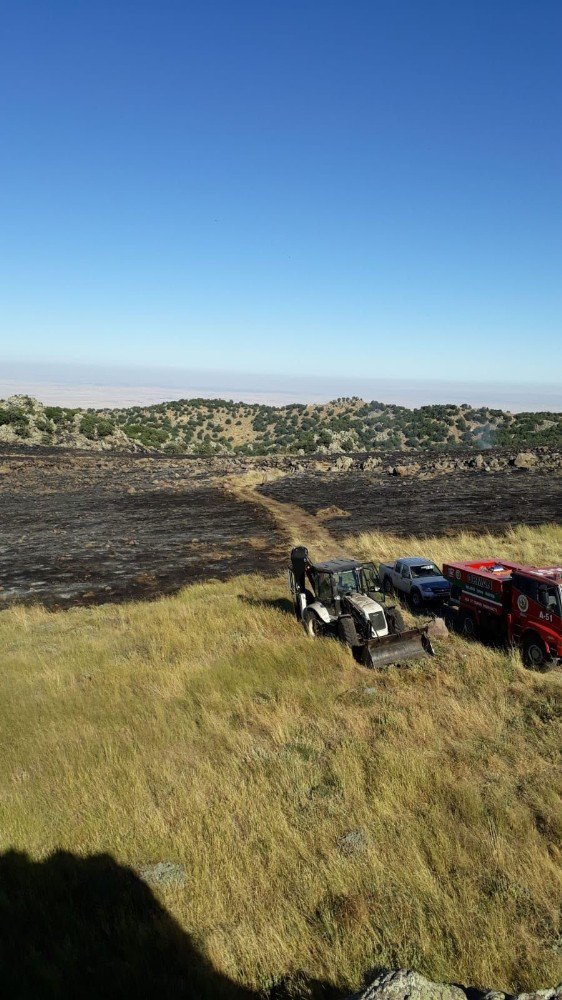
79 415 99 440
96 419 115 438
44 406 65 423
0 407 30 437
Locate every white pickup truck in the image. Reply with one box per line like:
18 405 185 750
379 557 451 609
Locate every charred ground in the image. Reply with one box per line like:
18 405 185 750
0 447 560 610
0 453 284 609
258 468 561 539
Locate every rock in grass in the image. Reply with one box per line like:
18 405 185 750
139 861 186 888
427 617 449 639
349 971 562 1000
352 971 465 1000
338 830 367 856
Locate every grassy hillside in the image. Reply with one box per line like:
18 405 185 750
1 393 561 454
1 524 561 997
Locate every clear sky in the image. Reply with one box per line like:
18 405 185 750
1 0 561 387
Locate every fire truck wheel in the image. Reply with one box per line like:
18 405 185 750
523 635 549 671
460 613 477 639
443 607 457 632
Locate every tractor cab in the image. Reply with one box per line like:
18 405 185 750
290 548 381 618
313 560 381 606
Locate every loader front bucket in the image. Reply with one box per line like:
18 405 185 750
361 627 435 669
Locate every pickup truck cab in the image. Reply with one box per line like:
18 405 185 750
379 557 451 609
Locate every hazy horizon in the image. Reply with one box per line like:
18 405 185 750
1 361 560 412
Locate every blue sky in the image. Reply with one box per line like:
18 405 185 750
1 0 561 387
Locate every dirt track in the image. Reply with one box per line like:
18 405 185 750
223 471 348 560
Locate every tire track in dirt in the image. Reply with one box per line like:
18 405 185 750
223 470 351 561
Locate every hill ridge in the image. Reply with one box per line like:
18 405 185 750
0 393 560 455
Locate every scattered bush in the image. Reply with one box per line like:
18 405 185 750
2 396 559 453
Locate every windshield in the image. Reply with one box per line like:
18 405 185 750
361 563 381 591
333 564 381 595
410 563 442 579
334 569 360 594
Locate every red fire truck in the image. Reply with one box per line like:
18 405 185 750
442 559 562 669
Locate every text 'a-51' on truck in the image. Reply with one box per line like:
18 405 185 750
288 546 436 669
443 559 562 670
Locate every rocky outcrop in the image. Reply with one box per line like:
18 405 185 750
349 970 561 1000
388 464 421 476
1 441 561 479
379 449 559 478
0 395 141 453
511 451 539 469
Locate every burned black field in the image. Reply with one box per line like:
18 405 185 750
0 454 284 609
0 448 560 609
258 468 562 538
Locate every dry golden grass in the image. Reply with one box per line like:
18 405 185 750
348 522 562 571
1 526 561 995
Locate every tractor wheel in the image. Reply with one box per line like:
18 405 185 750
523 635 550 672
337 614 360 647
386 607 405 635
460 612 477 640
302 608 325 638
410 588 423 611
383 576 394 597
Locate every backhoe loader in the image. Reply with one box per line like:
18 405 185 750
289 546 435 668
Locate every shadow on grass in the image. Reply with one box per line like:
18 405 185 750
0 850 344 1000
238 594 296 617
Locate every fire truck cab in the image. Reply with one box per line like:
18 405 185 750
442 559 562 670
